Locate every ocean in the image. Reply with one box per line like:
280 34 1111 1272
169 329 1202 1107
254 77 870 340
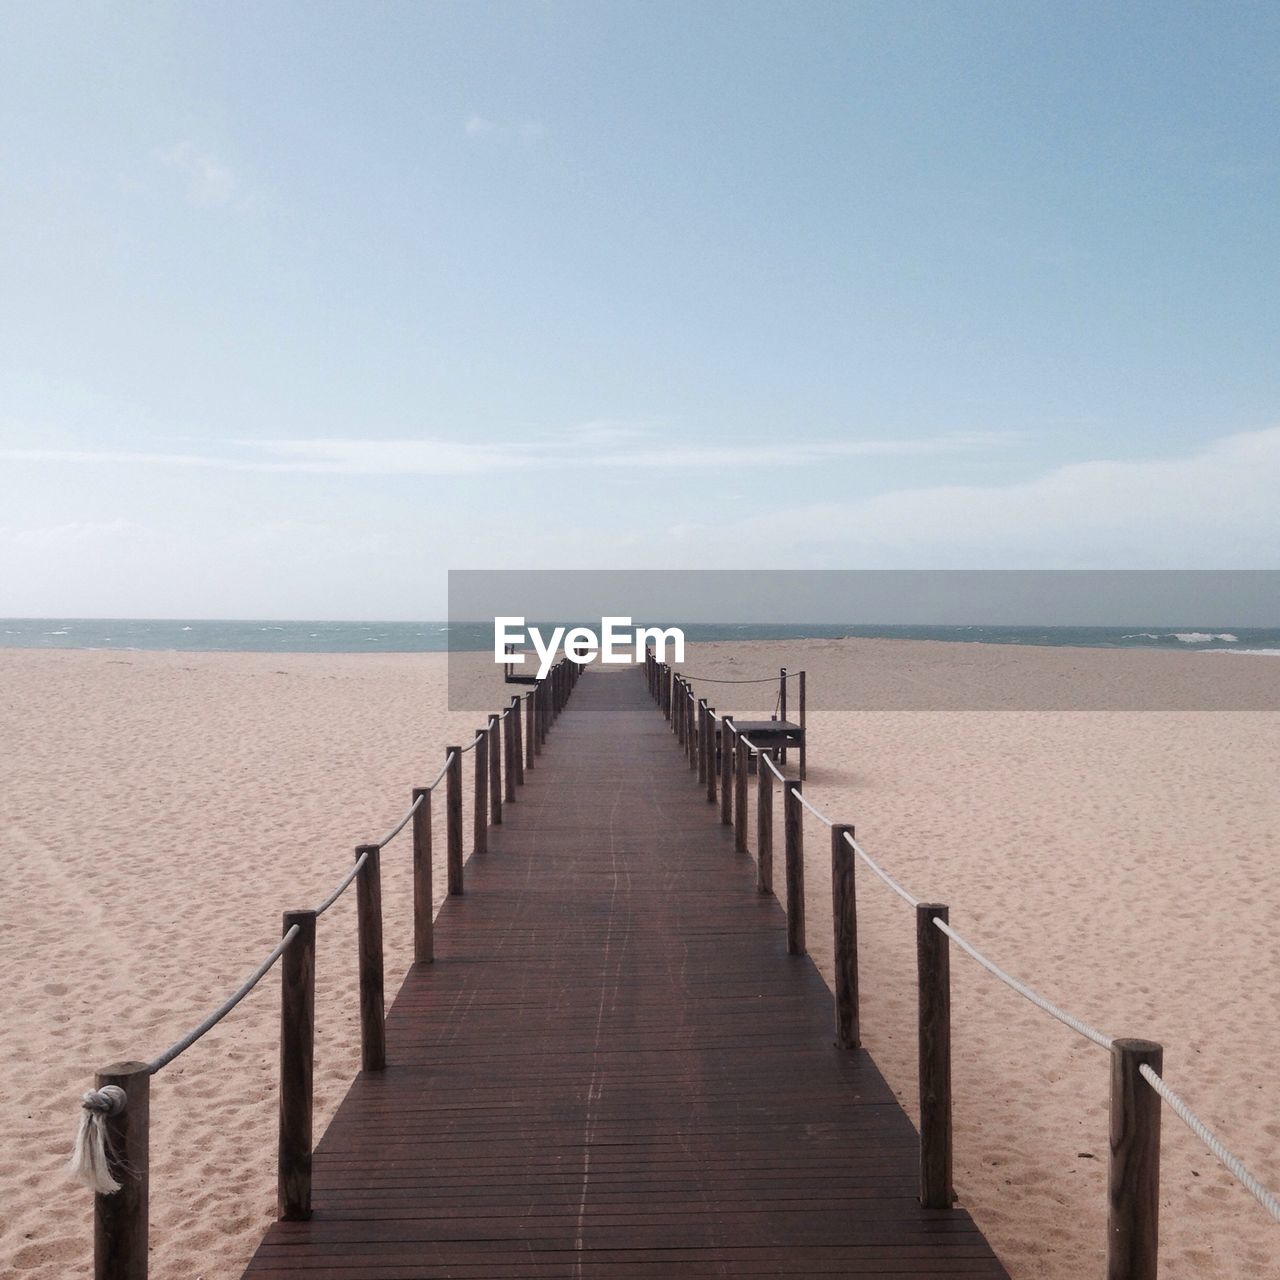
2 619 1279 654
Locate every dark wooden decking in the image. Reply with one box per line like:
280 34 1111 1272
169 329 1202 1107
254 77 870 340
242 668 1008 1279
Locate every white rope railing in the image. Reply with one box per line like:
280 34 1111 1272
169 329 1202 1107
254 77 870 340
146 925 303 1073
71 666 574 1268
931 917 1114 1050
677 671 797 684
1139 1065 1280 1223
313 847 370 917
119 725 478 1080
371 790 426 850
842 829 920 908
426 750 455 792
794 788 834 827
664 667 1280 1230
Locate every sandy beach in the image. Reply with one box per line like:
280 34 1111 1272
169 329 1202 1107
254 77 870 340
2 639 1278 1280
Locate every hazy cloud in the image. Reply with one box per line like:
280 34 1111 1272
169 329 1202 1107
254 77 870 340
158 140 237 206
0 428 1017 476
659 426 1280 568
464 115 545 141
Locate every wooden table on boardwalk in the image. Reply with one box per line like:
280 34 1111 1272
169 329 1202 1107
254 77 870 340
241 666 1008 1279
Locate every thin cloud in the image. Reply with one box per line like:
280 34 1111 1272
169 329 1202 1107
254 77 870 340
158 140 237 206
464 115 546 141
660 426 1280 568
0 429 1017 476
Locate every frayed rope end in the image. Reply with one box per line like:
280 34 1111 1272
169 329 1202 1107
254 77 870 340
68 1086 127 1194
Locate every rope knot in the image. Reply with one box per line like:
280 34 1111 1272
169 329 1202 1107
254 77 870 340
81 1086 127 1117
68 1085 127 1193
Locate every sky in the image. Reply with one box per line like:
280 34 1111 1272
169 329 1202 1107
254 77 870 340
1 1 1278 618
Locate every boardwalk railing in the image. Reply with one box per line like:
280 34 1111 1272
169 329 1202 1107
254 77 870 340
69 658 581 1280
645 653 1280 1280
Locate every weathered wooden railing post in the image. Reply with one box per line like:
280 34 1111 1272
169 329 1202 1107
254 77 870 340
798 669 808 780
674 676 684 742
526 690 537 766
488 713 502 825
355 844 386 1071
278 907 316 1220
720 716 734 825
697 698 709 784
93 1059 149 1280
779 666 788 765
688 687 698 770
756 755 773 894
412 787 432 963
504 701 514 798
512 695 525 783
734 731 749 852
916 903 952 1208
1108 1039 1163 1280
445 747 463 895
831 824 860 1050
705 707 717 804
473 730 488 854
783 780 805 954
537 679 548 747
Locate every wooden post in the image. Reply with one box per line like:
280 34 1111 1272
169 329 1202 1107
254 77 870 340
511 696 524 787
473 730 488 854
916 903 952 1208
504 707 517 801
799 669 807 781
675 677 685 743
734 731 749 852
488 714 502 825
783 780 805 955
93 1060 149 1280
412 787 432 964
1108 1039 1163 1280
446 748 463 895
697 698 709 783
706 708 717 805
779 667 788 764
278 907 315 1221
831 824 860 1051
688 688 698 770
526 691 536 767
756 754 773 894
355 844 385 1072
720 716 734 825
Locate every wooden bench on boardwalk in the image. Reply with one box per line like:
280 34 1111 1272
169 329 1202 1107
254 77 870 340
238 667 1008 1279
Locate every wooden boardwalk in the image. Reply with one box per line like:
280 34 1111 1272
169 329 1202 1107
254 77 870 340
242 668 1008 1279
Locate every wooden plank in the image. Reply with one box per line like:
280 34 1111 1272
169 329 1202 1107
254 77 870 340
240 670 1008 1280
